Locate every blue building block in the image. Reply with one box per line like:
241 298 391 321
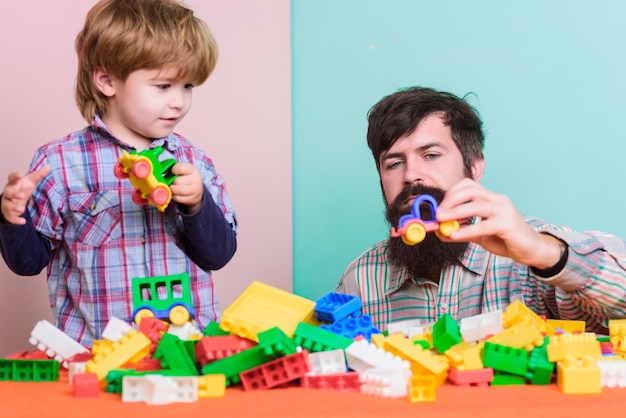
314 292 363 323
320 315 380 342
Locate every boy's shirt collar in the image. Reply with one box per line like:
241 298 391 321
91 114 180 151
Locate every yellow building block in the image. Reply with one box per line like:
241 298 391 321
503 300 556 336
408 374 437 403
371 333 386 349
383 333 449 385
556 355 601 394
547 333 602 363
445 341 484 371
198 374 226 398
487 317 544 351
219 281 316 342
86 330 151 381
546 319 586 334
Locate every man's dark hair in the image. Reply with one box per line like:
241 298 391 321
367 86 485 177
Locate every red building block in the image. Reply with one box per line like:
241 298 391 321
447 367 494 387
195 335 257 366
73 373 100 397
300 372 361 391
240 350 311 391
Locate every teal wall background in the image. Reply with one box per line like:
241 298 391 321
292 0 626 300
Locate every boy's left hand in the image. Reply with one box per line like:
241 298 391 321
170 163 203 214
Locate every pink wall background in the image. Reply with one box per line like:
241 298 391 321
0 0 292 355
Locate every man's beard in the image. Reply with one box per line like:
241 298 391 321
385 183 468 283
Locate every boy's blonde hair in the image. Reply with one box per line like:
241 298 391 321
75 0 218 123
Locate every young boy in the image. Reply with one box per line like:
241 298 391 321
0 0 237 347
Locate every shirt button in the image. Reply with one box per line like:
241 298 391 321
90 202 96 211
140 237 146 244
440 303 449 313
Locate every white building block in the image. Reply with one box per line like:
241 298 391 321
167 321 202 340
597 359 626 388
29 320 89 368
101 317 133 342
344 339 410 373
307 349 347 375
122 375 199 404
359 368 411 398
386 319 422 337
459 310 503 342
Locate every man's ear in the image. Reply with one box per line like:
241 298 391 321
93 69 115 97
471 157 485 182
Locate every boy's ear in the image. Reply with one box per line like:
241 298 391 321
93 69 115 97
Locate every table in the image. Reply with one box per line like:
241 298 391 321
1 370 623 418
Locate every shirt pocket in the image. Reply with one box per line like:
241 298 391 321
68 190 122 247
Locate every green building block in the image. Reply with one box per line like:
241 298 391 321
432 313 462 354
292 322 353 352
0 359 60 382
153 333 198 376
526 336 555 385
201 327 297 386
203 321 229 336
491 372 527 386
482 341 529 377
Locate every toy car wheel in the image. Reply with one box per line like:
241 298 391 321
134 308 155 325
169 305 190 325
402 223 426 245
131 159 152 179
113 162 129 179
150 185 171 206
132 189 149 205
439 220 460 237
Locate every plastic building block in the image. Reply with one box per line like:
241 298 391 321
320 315 380 342
152 333 198 376
408 374 437 402
167 321 203 341
293 322 353 352
0 359 59 381
445 341 485 371
5 350 49 360
491 372 527 386
86 329 151 381
195 335 257 366
68 362 88 384
300 372 361 391
131 273 196 326
383 333 449 385
201 327 297 386
360 367 411 398
114 145 177 212
459 310 503 343
73 373 100 397
597 359 626 388
101 317 133 342
386 319 423 337
198 374 227 397
220 281 316 342
344 339 410 373
526 337 555 385
447 367 493 387
29 320 89 368
203 321 230 336
137 317 168 355
546 319 586 334
314 292 362 322
502 300 555 336
432 313 462 354
481 341 529 377
307 349 347 375
547 333 602 363
390 194 461 245
240 350 311 391
487 317 544 351
122 374 198 404
556 355 601 394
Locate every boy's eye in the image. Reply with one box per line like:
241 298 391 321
185 83 195 89
157 84 171 90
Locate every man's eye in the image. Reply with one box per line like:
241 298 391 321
387 161 403 169
424 153 439 160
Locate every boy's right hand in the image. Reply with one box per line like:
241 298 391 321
1 165 51 225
